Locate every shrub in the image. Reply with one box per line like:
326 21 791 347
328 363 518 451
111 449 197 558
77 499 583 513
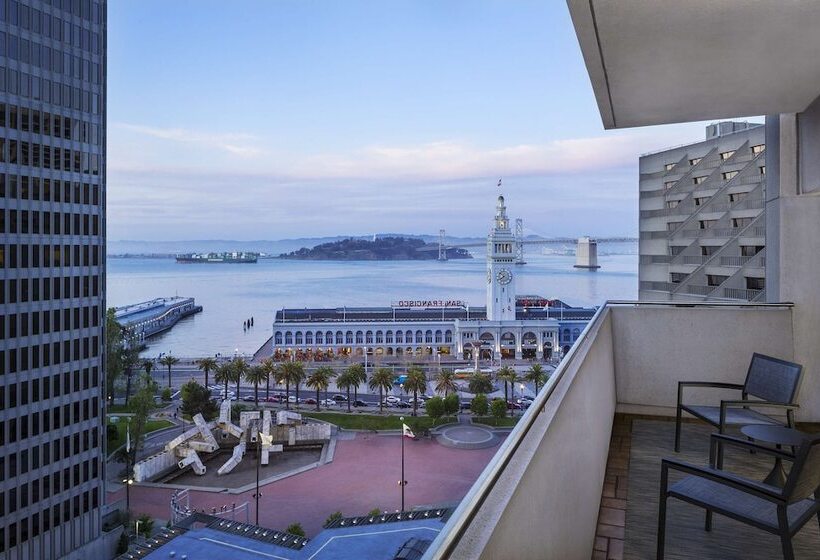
443 393 459 416
490 398 507 420
286 523 306 537
136 514 154 538
106 423 119 441
368 508 382 517
180 380 219 421
424 396 445 419
161 387 172 401
324 511 343 527
470 394 489 416
115 532 129 554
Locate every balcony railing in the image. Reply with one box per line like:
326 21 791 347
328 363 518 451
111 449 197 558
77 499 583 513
423 302 795 560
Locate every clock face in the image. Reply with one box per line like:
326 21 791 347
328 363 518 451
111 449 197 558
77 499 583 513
496 268 512 285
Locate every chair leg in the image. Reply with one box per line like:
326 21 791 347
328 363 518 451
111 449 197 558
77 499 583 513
657 494 667 560
674 405 682 452
779 533 794 560
704 510 712 532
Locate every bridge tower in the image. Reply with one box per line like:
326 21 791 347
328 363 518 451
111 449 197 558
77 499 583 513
438 229 448 261
515 218 526 265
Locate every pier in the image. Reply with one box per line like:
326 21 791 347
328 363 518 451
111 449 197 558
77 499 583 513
115 297 202 345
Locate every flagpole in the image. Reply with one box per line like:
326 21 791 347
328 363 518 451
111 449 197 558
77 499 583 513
400 416 405 512
125 420 131 513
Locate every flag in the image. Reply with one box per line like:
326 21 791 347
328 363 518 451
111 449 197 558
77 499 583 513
402 423 415 439
126 422 131 453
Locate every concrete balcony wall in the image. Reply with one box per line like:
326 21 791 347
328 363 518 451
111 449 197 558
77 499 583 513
610 303 795 417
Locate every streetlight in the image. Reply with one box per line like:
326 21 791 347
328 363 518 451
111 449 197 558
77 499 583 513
399 416 406 512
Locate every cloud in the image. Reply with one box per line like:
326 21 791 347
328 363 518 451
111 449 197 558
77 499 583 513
114 122 264 159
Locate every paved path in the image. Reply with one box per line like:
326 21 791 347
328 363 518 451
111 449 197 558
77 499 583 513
109 432 503 537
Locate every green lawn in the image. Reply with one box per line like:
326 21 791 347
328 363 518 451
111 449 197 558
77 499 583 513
108 402 161 414
302 412 456 431
107 418 174 451
472 416 520 427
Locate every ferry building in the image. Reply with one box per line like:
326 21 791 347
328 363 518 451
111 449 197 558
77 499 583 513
270 195 596 363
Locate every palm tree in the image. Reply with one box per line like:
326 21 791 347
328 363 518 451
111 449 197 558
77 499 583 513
468 372 493 394
142 359 155 378
307 366 335 411
336 370 355 413
434 368 457 397
279 361 295 409
291 362 306 408
214 363 233 401
403 367 428 417
232 358 249 399
261 357 276 399
280 361 305 409
244 364 268 407
496 366 518 417
346 363 366 405
159 354 179 389
369 368 394 413
196 357 218 391
524 363 549 396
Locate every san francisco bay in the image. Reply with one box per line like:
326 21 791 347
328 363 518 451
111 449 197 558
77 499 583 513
107 244 637 358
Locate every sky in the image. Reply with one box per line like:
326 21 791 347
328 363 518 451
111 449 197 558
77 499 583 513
106 0 752 241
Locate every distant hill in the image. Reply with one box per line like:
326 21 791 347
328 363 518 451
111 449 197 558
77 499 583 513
279 236 473 261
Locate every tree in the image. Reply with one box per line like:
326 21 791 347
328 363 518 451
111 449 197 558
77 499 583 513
180 380 219 421
324 511 343 527
136 514 154 538
336 370 355 412
496 366 518 417
196 357 218 391
280 361 305 409
261 357 277 399
403 367 427 416
524 363 549 396
286 523 305 537
159 354 180 389
443 393 459 416
130 374 157 459
122 345 141 406
214 363 233 400
105 308 125 402
471 394 489 416
490 398 507 421
232 358 249 399
278 361 295 409
161 387 172 402
468 372 493 394
434 368 458 397
244 365 268 407
307 366 335 411
369 368 393 413
425 396 445 420
346 363 367 405
143 359 155 379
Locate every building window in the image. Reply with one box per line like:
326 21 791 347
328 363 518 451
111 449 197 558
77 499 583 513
732 217 754 228
698 220 717 229
665 200 679 209
664 181 676 190
694 197 709 206
707 274 729 287
667 221 682 231
335 331 343 344
759 165 766 175
346 331 353 344
355 331 363 344
689 157 702 166
728 192 747 203
701 245 718 256
375 331 383 344
284 332 293 345
365 331 373 344
720 150 735 161
740 245 764 257
305 332 313 345
664 163 676 171
693 176 707 185
395 331 403 344
295 332 303 345
722 170 739 181
315 332 324 344
751 144 765 155
444 330 453 343
385 331 393 344
670 272 688 284
746 277 765 290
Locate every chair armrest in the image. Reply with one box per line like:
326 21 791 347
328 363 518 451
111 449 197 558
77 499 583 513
719 400 799 429
661 457 783 502
709 433 795 463
677 382 745 408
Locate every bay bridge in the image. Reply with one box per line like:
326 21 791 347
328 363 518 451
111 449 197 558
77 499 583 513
421 219 636 263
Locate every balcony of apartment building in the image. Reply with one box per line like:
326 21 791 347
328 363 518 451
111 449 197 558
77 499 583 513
422 2 820 559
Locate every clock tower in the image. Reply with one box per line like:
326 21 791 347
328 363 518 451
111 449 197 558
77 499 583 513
487 194 516 321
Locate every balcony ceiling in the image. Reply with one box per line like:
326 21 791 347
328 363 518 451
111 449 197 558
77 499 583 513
567 0 820 129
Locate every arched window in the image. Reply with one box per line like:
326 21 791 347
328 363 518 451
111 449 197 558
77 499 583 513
274 332 283 345
285 332 293 345
501 332 516 346
376 330 383 343
305 331 313 345
572 328 581 339
435 330 443 343
295 331 303 345
326 331 333 344
386 330 394 344
444 330 453 343
522 332 537 346
406 330 413 344
315 332 324 344
366 331 373 344
395 331 404 343
335 331 344 344
356 331 364 344
415 330 424 344
562 328 570 340
425 330 433 343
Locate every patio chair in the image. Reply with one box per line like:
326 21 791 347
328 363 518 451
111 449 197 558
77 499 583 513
675 353 803 453
657 433 820 560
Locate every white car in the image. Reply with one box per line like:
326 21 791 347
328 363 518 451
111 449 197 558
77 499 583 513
320 399 336 407
384 395 401 405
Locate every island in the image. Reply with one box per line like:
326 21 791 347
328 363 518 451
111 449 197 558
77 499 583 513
279 236 473 261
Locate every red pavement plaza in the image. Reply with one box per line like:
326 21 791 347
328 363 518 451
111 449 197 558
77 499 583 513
111 433 503 536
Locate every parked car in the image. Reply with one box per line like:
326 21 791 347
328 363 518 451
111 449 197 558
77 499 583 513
287 396 303 404
304 397 318 405
506 400 523 410
384 395 401 405
405 397 426 405
241 395 255 402
266 394 285 403
381 399 395 408
353 399 368 407
332 394 348 402
460 400 472 411
396 401 412 409
320 399 336 407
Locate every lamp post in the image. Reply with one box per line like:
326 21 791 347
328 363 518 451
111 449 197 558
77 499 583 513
255 431 261 525
399 416 406 512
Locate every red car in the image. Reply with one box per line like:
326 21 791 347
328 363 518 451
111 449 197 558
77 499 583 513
506 400 523 410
